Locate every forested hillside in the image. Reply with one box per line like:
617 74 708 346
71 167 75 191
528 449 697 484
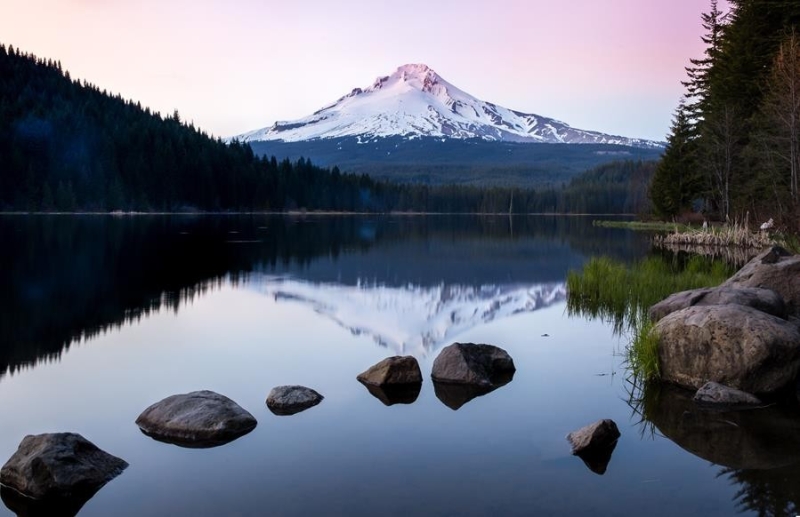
652 0 800 228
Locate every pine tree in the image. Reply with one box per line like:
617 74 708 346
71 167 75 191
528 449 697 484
650 102 701 217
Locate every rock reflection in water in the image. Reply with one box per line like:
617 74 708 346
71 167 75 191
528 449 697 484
359 382 422 406
638 382 800 516
1 485 93 517
642 383 800 470
575 440 618 475
433 371 514 411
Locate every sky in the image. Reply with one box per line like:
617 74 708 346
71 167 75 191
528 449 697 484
1 0 718 141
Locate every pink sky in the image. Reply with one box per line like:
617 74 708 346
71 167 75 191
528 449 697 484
1 0 718 141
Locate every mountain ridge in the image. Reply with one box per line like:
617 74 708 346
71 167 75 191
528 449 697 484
237 64 664 149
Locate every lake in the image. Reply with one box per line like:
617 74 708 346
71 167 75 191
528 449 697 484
1 214 798 516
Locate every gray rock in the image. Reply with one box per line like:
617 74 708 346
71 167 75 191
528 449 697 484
649 286 787 322
724 246 800 316
655 305 800 393
693 382 764 409
266 385 323 416
566 419 621 456
357 356 423 386
136 390 257 447
0 433 127 500
431 343 515 387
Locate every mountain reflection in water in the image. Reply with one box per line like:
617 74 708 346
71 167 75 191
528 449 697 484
0 214 641 379
256 278 565 355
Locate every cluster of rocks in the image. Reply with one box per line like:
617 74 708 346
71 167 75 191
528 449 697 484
0 341 523 507
648 246 800 405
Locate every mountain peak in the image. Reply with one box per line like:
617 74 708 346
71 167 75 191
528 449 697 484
237 65 663 149
368 63 442 94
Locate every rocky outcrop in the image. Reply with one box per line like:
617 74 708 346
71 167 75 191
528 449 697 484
649 286 787 322
136 390 257 447
723 246 800 316
655 304 800 393
431 343 515 387
0 433 127 501
566 420 620 475
266 385 324 415
693 382 764 409
357 356 422 386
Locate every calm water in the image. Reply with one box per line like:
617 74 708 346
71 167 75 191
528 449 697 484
1 215 798 516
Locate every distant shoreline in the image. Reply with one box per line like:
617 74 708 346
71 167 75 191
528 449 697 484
0 211 636 217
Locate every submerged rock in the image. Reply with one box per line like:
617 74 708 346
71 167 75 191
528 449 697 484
649 286 787 322
431 343 515 387
0 433 127 502
724 246 800 316
136 390 257 447
266 385 324 416
360 383 422 406
357 356 423 386
655 304 800 393
693 382 764 409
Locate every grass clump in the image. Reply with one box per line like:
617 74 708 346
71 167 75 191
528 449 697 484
567 253 734 382
629 320 660 381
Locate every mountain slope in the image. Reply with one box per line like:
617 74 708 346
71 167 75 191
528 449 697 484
239 64 662 149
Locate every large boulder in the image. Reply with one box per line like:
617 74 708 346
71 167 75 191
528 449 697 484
0 433 127 501
357 356 422 386
655 305 800 393
266 385 323 416
649 286 787 322
136 390 257 447
724 246 800 316
431 343 515 387
693 382 763 409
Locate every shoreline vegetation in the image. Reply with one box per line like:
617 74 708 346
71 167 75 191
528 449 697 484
566 254 736 382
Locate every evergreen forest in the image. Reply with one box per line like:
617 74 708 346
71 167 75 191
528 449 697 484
651 0 800 229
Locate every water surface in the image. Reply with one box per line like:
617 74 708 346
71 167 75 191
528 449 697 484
0 215 797 516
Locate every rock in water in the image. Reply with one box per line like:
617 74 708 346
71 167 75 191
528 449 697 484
693 382 763 409
567 419 621 455
357 356 423 386
431 343 515 387
655 305 800 393
0 433 127 500
649 286 787 322
136 390 257 447
266 385 324 415
566 420 620 475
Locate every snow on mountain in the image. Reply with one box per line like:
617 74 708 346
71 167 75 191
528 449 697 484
238 64 662 148
253 275 567 356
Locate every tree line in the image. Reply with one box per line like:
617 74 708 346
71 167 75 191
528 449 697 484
0 43 653 214
651 0 800 228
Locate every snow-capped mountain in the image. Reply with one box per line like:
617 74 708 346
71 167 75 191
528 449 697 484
253 276 567 356
238 64 661 148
